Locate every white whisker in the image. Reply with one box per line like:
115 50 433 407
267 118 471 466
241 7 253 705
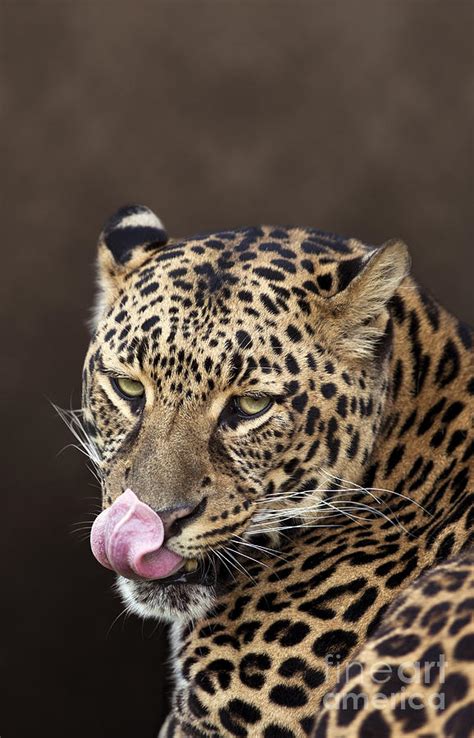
212 549 237 582
319 468 432 516
221 547 256 583
232 535 288 561
53 403 103 481
226 546 269 569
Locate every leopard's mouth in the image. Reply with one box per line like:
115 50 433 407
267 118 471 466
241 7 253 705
116 555 224 623
116 539 270 622
91 489 234 589
90 489 266 620
149 555 220 588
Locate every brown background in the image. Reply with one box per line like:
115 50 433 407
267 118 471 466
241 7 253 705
1 2 473 737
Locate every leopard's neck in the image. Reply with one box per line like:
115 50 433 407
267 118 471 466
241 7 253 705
366 280 473 551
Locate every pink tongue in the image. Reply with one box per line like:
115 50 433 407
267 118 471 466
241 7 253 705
90 489 183 580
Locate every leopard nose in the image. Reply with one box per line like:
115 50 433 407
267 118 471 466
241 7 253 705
159 497 208 538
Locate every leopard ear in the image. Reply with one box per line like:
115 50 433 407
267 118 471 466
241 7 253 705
321 239 411 360
91 205 168 330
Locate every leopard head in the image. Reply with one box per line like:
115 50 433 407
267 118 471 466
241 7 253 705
82 205 410 621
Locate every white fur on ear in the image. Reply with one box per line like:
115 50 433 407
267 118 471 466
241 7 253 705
113 209 165 230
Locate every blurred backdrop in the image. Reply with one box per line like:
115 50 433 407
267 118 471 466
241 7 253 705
2 2 473 737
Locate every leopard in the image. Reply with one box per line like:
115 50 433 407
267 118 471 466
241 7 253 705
79 204 473 738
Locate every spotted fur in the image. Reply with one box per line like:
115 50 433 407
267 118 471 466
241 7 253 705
313 551 474 738
81 205 473 737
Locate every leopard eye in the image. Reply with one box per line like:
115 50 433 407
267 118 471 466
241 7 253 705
113 376 145 399
235 395 272 417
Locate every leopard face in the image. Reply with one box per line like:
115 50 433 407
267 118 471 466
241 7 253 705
82 205 409 622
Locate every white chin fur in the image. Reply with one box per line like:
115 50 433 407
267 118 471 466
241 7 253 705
117 576 216 624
